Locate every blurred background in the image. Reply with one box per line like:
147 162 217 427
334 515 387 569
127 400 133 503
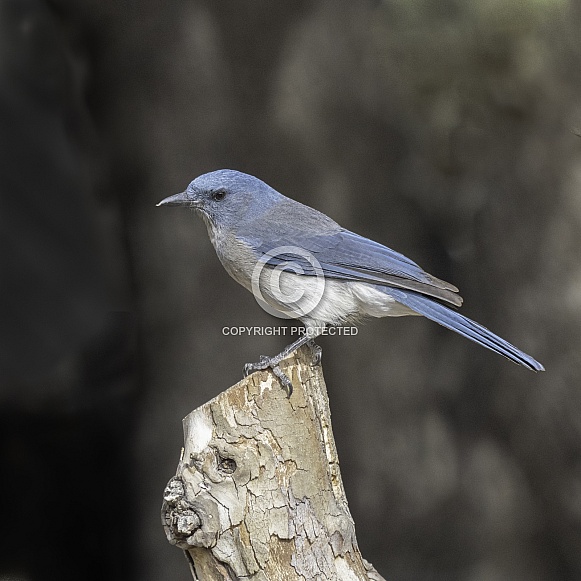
1 0 580 580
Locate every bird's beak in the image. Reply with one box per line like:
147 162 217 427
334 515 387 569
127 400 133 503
157 191 195 207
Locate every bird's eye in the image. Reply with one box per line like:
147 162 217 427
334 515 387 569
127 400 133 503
212 190 226 201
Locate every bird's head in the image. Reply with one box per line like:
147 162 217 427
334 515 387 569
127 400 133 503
157 169 281 230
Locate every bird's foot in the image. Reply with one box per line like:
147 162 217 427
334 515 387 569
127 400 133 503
243 355 294 397
307 339 322 366
243 355 272 376
243 336 323 398
271 365 294 398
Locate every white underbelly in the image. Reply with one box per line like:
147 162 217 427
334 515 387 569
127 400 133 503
256 270 417 327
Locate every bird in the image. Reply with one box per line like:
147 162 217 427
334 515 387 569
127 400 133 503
158 169 544 395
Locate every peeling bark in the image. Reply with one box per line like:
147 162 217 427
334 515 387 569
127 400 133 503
162 346 385 580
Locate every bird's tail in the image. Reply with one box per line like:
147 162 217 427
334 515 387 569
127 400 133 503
386 288 544 371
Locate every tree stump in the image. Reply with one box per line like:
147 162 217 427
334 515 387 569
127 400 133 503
161 346 386 580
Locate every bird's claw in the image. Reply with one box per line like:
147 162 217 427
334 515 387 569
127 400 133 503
243 339 324 398
307 340 322 366
243 355 271 377
243 356 294 398
271 365 294 398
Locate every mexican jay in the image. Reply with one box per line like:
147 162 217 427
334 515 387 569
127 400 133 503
158 169 543 395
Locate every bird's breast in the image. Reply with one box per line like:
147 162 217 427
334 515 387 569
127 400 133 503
211 230 257 292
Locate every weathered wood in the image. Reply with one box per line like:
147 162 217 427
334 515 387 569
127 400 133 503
162 346 386 580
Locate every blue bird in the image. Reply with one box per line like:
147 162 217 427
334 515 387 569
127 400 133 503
158 169 544 395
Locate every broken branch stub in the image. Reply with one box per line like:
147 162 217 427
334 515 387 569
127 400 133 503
162 346 385 580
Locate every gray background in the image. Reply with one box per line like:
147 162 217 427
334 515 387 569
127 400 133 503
1 1 580 580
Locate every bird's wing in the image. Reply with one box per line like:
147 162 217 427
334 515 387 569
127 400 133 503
241 228 463 307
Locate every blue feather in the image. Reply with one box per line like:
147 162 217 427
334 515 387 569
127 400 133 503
384 288 544 371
